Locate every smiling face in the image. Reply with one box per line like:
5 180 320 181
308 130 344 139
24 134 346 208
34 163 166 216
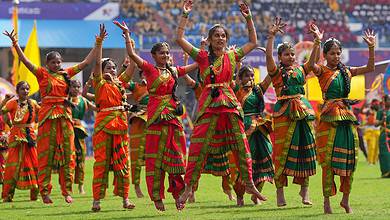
240 68 255 87
152 45 170 67
46 55 62 72
17 82 30 100
208 26 228 51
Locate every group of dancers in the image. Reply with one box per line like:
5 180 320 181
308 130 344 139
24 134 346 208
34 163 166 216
0 0 381 215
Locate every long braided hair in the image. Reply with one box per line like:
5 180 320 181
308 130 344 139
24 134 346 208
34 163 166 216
323 38 351 98
16 81 35 148
207 24 230 98
238 65 265 113
277 42 295 96
151 42 183 115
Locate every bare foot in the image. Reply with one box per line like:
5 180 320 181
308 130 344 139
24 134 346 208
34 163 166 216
223 189 236 201
299 186 312 205
3 197 13 202
236 196 244 207
42 195 53 204
64 195 73 204
178 184 192 205
324 198 333 214
78 184 85 195
276 188 286 207
251 194 261 205
188 191 196 203
175 198 185 211
340 202 353 213
123 198 135 209
30 189 39 201
154 200 166 211
91 200 101 212
134 184 144 198
245 183 267 201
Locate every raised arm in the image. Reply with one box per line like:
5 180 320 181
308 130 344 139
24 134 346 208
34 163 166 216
238 2 257 56
266 17 286 73
92 24 107 78
114 21 144 68
305 23 324 75
350 29 376 76
260 75 272 92
175 0 197 54
3 30 36 74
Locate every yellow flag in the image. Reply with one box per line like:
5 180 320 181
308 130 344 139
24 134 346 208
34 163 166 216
17 21 40 95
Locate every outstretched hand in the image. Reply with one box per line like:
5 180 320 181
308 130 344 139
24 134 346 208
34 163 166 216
183 0 193 13
308 23 323 41
362 29 376 47
268 17 286 36
97 24 108 40
239 1 251 18
113 20 130 34
3 30 17 42
4 94 15 102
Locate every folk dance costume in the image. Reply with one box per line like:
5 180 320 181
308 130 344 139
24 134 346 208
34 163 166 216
270 65 316 189
1 99 39 201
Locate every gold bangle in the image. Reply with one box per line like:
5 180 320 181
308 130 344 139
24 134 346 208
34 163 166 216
12 40 18 46
368 45 375 49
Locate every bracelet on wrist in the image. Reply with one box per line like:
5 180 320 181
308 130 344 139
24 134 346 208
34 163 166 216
368 45 375 49
245 14 252 20
314 39 321 45
12 40 18 46
182 11 189 18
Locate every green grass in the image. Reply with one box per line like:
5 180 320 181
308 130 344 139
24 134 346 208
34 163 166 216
1 160 389 220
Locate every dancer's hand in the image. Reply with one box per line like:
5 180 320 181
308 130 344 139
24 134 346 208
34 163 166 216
268 17 286 36
362 29 376 47
113 20 130 34
4 94 15 102
239 1 251 18
308 23 323 41
227 44 237 51
183 0 193 14
97 24 108 41
3 30 17 43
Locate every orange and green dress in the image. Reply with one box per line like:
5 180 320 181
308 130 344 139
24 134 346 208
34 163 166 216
142 61 187 202
1 99 39 201
185 47 254 189
71 96 89 186
270 65 316 188
92 72 131 201
377 108 390 178
34 65 80 197
127 81 148 186
0 114 7 185
316 65 359 197
235 84 274 192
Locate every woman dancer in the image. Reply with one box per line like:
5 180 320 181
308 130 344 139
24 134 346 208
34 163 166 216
3 29 97 204
234 66 274 206
115 20 198 211
308 24 375 214
265 17 317 207
1 82 39 202
377 95 390 178
69 79 95 194
175 0 266 205
90 24 136 212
